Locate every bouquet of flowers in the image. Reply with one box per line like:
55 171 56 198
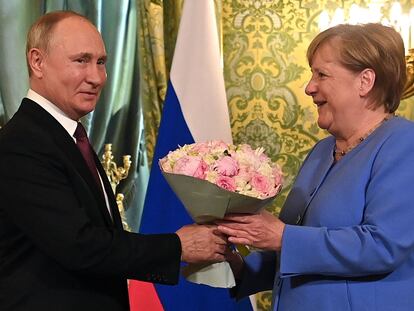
159 140 283 287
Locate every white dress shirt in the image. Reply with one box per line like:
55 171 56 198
26 89 112 219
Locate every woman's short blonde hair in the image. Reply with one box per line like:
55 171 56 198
307 23 406 113
26 11 89 76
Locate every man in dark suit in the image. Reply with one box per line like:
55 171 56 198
0 11 227 311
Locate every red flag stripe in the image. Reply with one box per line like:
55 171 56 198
129 280 164 311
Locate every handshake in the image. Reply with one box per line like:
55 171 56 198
176 210 285 270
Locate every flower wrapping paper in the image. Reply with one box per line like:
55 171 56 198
161 172 277 224
159 141 283 287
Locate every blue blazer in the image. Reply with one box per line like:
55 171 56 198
235 116 414 311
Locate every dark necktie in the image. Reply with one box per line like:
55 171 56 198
74 122 103 190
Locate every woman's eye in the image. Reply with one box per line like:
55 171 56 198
318 72 326 78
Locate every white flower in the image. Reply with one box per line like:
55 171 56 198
159 140 283 199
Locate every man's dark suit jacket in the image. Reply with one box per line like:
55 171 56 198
0 98 181 311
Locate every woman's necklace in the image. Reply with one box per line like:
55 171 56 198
333 114 394 161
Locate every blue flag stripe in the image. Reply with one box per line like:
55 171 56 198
140 82 253 310
140 81 194 234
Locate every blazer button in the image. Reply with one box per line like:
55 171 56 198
295 214 301 225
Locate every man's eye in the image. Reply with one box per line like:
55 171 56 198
318 72 326 78
97 59 106 65
76 58 87 63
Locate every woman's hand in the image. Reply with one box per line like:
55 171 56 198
217 210 285 251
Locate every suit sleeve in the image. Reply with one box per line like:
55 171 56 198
279 127 414 278
231 251 277 299
0 136 181 285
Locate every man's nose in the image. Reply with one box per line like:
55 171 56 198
86 64 107 87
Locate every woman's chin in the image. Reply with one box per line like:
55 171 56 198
316 118 329 131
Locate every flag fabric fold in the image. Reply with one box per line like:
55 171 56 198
134 0 254 310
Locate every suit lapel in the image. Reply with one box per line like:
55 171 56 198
280 143 335 226
298 156 335 224
19 99 115 227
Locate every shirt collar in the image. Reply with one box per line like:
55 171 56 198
26 89 78 138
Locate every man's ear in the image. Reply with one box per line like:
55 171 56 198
27 48 45 78
359 68 376 97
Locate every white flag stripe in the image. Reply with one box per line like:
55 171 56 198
170 0 233 144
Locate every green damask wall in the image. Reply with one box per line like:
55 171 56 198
222 0 414 218
221 2 414 309
223 1 320 215
139 1 414 310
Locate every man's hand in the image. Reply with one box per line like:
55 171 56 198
176 224 227 264
217 210 285 251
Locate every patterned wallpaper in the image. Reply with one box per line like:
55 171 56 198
223 0 322 216
139 1 414 310
220 1 414 309
222 0 414 216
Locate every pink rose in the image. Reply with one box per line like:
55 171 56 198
273 166 283 186
237 166 253 182
173 156 208 179
210 140 229 149
269 184 282 197
214 156 239 177
191 142 210 154
251 173 272 196
216 176 236 192
259 153 269 162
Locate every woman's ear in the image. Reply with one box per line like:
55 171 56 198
27 48 44 78
359 68 376 97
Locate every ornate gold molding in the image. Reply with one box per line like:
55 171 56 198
101 144 132 231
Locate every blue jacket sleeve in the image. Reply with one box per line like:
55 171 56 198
280 121 414 277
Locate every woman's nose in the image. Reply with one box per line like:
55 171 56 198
305 79 317 96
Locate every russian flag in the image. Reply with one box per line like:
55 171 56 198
130 0 254 310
